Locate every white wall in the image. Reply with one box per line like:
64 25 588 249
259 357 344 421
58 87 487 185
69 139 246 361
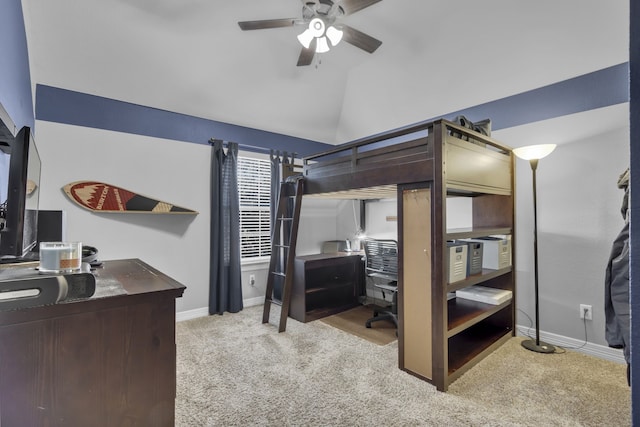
362 197 474 238
36 121 210 314
37 115 630 349
364 199 397 240
446 197 473 230
342 121 629 349
241 197 344 307
439 119 629 347
35 126 353 314
335 199 361 246
296 198 341 256
240 260 269 306
503 125 629 347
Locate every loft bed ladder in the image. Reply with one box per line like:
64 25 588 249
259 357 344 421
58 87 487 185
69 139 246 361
262 176 304 332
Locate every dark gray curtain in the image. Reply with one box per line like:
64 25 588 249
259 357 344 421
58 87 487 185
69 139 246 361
209 140 243 314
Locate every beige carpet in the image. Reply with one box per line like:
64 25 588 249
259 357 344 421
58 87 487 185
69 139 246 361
175 305 630 426
320 305 397 346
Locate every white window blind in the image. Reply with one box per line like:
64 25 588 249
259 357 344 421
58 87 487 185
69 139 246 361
238 157 271 259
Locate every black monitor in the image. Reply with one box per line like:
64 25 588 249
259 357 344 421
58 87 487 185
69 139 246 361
0 126 41 261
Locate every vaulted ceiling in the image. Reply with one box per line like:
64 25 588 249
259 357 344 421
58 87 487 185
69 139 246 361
21 0 630 145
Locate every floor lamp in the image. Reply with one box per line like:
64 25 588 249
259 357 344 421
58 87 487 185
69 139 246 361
513 143 557 354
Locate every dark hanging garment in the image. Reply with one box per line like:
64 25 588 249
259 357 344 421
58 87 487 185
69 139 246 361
604 168 630 367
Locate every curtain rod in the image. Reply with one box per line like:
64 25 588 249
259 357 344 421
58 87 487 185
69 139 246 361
209 138 297 159
208 137 271 153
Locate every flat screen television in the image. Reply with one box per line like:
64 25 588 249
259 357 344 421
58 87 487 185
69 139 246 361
0 126 41 261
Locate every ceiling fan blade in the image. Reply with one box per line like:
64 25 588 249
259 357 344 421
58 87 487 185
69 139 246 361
339 0 383 15
297 39 317 66
238 18 296 31
341 25 382 53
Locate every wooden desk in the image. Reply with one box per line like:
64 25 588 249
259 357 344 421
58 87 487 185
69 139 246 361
0 258 185 426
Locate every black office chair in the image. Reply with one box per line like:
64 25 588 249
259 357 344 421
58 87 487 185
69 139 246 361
363 239 398 330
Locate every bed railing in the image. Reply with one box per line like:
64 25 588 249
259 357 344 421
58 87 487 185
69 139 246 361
301 119 512 196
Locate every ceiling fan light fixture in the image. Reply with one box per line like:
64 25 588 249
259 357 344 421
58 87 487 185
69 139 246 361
316 36 330 53
298 18 327 49
239 0 383 66
326 25 343 46
297 28 315 48
309 18 325 36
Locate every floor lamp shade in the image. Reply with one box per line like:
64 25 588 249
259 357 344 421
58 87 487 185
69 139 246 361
513 144 556 161
514 144 556 354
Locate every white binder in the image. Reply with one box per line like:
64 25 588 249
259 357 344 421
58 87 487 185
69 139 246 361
455 285 512 305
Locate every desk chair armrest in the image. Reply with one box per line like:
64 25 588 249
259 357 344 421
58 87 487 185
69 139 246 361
375 283 398 293
368 272 397 281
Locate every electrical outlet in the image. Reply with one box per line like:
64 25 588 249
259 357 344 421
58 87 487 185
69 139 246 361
249 274 256 286
580 304 593 320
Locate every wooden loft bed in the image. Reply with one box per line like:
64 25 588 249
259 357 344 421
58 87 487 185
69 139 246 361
299 118 516 392
302 118 512 197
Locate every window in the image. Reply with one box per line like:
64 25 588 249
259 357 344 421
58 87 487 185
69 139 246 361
238 156 271 260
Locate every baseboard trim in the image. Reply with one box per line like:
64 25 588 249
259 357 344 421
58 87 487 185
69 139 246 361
516 325 626 364
176 297 264 322
244 296 265 307
176 307 209 322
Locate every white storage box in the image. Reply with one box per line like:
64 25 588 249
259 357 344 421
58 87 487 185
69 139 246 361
465 236 511 270
456 285 512 305
447 242 467 283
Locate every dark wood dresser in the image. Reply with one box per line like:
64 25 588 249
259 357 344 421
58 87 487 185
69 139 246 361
0 258 185 426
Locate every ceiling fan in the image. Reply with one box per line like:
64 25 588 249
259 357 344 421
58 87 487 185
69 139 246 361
238 0 383 66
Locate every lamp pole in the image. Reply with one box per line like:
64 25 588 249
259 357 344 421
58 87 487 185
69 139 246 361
520 155 555 354
530 158 542 347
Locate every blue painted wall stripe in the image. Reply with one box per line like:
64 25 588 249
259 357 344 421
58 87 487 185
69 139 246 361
335 62 629 151
441 62 629 131
36 62 629 155
35 85 331 157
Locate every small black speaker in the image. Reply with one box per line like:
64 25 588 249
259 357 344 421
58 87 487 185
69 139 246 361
62 272 96 301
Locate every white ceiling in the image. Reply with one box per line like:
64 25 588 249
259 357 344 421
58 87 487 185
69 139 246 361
21 0 630 145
